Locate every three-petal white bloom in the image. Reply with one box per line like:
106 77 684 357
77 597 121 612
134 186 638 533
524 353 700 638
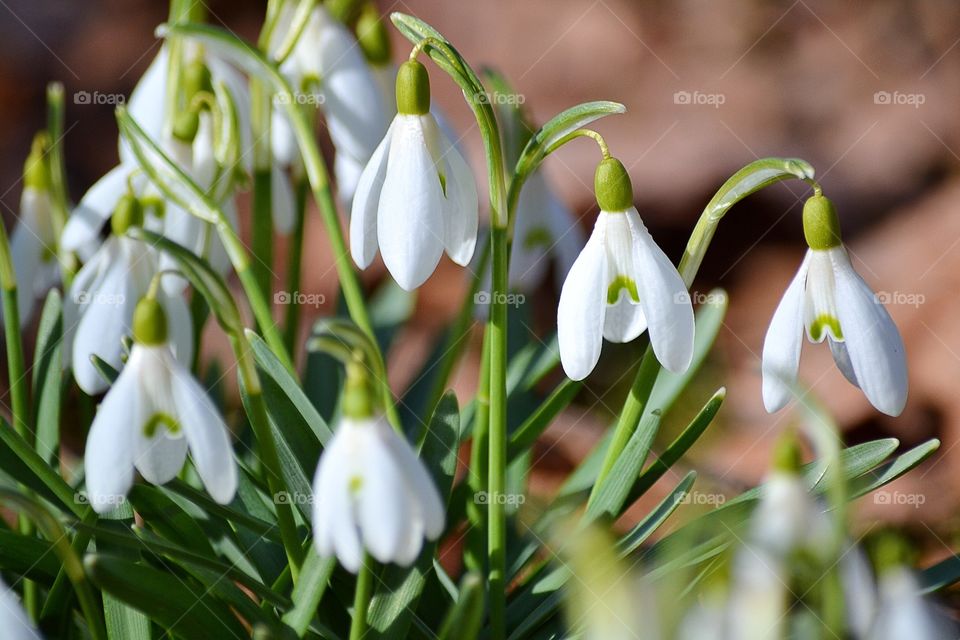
312 412 445 572
66 200 192 395
558 158 694 380
0 579 40 640
762 195 908 416
85 297 236 513
351 60 478 291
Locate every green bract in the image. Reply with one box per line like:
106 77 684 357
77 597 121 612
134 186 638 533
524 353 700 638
396 59 431 115
803 193 843 250
594 157 634 212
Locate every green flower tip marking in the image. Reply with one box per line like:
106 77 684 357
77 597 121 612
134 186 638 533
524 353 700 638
110 194 144 236
143 412 180 438
594 157 633 212
771 430 803 474
396 59 431 116
357 5 391 66
342 358 377 419
809 314 842 342
133 297 169 346
24 132 51 191
802 194 842 250
606 275 639 305
172 109 200 143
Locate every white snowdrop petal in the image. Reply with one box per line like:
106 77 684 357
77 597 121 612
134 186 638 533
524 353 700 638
377 116 445 290
312 430 348 559
508 171 552 290
627 209 695 374
121 48 169 163
136 429 189 485
85 360 140 513
602 291 648 343
828 339 859 388
161 290 194 369
831 249 908 416
425 116 478 267
271 164 296 235
171 363 237 504
379 422 445 539
271 108 299 168
558 221 607 380
358 426 409 563
350 120 393 268
334 151 364 206
762 253 810 413
61 165 130 252
0 579 42 640
9 207 44 326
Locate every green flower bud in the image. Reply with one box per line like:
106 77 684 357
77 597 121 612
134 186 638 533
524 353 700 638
771 430 803 474
356 5 391 66
23 132 51 191
802 194 842 250
133 296 168 346
396 60 430 116
327 0 363 25
594 157 633 212
110 194 144 236
182 59 213 100
342 358 376 419
172 109 200 143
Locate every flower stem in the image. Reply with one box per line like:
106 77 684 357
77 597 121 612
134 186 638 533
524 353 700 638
464 328 490 572
487 225 509 640
283 176 309 354
251 167 274 304
349 555 375 640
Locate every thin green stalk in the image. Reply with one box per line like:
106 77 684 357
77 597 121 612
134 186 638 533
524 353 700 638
251 168 274 304
45 83 77 288
349 555 375 640
283 176 308 354
464 331 490 572
487 226 509 640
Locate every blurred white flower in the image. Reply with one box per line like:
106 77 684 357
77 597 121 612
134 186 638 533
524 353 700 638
0 578 40 640
870 567 953 640
762 195 907 416
312 413 444 572
558 158 693 380
350 60 478 291
65 232 192 395
84 298 236 513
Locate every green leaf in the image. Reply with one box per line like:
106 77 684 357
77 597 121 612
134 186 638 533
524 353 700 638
618 470 698 556
848 438 940 498
0 416 82 516
91 354 120 386
281 547 336 636
366 393 461 638
920 555 960 594
704 157 815 219
508 379 581 457
32 290 62 466
515 101 626 176
85 553 248 638
0 529 61 583
438 573 484 640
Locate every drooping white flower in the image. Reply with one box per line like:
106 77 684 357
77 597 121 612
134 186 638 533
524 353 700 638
350 60 478 291
557 158 694 380
0 579 41 640
312 412 444 572
84 297 236 513
510 170 585 291
65 201 192 395
870 566 954 640
762 195 907 416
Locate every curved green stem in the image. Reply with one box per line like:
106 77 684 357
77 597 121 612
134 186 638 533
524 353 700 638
349 555 375 640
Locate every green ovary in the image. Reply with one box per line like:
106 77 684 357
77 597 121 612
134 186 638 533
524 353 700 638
809 314 843 342
143 412 180 438
607 275 640 305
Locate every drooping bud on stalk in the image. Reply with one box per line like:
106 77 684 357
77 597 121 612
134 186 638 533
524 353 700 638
871 531 915 577
110 194 144 236
594 157 633 212
802 194 842 250
771 430 803 475
356 4 391 66
132 296 168 346
342 356 376 419
396 59 431 116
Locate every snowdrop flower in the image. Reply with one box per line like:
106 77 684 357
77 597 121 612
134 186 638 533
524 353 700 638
312 362 444 572
8 135 60 325
85 296 237 514
0 579 40 640
762 194 908 416
66 196 192 395
269 2 390 203
510 170 585 291
350 60 479 290
557 157 694 380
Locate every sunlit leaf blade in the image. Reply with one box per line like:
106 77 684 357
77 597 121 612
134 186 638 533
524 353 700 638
438 572 485 640
515 101 625 176
281 548 336 636
32 290 63 467
705 157 815 219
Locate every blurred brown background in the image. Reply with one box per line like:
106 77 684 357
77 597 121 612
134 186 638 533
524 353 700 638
3 0 960 557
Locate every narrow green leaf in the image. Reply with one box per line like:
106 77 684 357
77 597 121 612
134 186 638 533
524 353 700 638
438 573 484 640
281 547 336 636
617 470 698 555
0 529 60 583
849 438 940 498
508 379 581 457
515 100 626 176
705 157 815 219
90 354 120 386
31 290 62 466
